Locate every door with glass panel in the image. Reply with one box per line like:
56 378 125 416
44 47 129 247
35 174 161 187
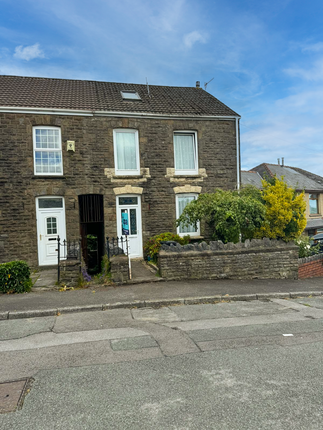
116 195 143 258
36 197 66 266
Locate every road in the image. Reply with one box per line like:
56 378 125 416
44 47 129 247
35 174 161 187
1 296 323 429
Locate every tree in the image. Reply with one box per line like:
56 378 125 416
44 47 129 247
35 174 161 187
176 178 307 243
255 177 306 240
176 188 266 243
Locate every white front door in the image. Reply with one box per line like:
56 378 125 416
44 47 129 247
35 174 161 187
116 195 143 258
36 197 66 266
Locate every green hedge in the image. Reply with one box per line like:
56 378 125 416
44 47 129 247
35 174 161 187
0 261 32 293
144 232 190 263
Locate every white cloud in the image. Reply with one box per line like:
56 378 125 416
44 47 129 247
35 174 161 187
284 58 323 81
14 43 44 61
183 31 206 49
301 42 323 52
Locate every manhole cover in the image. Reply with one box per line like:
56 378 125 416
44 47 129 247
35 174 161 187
0 379 32 414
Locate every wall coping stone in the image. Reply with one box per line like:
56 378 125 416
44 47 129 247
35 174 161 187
299 254 323 265
160 238 297 257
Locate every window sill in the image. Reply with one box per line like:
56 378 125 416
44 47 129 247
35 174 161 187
113 175 143 179
166 168 207 182
309 214 322 217
175 174 201 178
32 175 66 179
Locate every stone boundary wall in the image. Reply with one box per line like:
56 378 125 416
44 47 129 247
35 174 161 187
110 255 129 283
158 238 299 280
60 260 81 286
298 254 323 279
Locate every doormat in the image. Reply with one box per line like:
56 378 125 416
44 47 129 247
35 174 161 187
0 378 33 414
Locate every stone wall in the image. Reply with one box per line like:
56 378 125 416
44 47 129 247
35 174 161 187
59 259 81 287
0 113 238 266
110 255 129 283
298 254 323 279
159 238 299 280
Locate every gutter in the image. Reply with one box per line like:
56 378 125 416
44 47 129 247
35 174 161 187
236 118 241 190
0 105 241 121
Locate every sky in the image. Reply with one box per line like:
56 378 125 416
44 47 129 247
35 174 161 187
1 0 323 175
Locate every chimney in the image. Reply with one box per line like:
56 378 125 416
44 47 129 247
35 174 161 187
196 81 200 88
277 158 280 165
282 157 284 166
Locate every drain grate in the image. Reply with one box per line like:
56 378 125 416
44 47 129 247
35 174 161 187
0 378 33 414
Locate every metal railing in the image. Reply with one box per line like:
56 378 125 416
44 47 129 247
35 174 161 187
106 236 129 259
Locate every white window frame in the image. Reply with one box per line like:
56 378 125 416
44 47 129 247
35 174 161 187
174 131 198 176
33 126 63 176
176 193 200 237
113 129 140 176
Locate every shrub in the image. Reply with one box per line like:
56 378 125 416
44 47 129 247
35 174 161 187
177 189 265 243
0 261 32 293
295 236 320 258
144 232 190 263
255 177 307 241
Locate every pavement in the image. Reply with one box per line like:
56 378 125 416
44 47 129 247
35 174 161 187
1 276 323 320
1 297 323 428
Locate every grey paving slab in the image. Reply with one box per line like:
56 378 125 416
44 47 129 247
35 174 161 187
53 308 133 333
32 269 56 289
163 311 310 331
0 327 149 352
0 340 163 383
131 307 181 322
0 316 55 341
187 318 323 342
1 277 323 314
293 296 323 309
170 300 294 321
1 343 323 429
110 336 158 351
198 330 323 351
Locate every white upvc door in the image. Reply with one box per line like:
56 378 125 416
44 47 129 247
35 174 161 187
36 197 66 266
116 195 143 258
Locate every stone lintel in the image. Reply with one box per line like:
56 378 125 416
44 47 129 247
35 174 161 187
113 185 143 195
173 185 202 194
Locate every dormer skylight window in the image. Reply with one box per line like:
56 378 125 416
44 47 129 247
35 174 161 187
121 90 141 100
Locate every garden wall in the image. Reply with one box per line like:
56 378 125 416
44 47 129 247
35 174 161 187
110 255 129 283
59 260 81 287
159 238 299 280
298 254 323 279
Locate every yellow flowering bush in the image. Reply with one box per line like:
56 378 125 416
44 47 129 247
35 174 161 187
255 177 306 241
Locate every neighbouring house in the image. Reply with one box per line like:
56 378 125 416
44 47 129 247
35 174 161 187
242 162 323 236
0 76 240 269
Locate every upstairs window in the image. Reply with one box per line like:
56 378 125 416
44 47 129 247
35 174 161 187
310 194 319 214
121 91 141 100
174 131 198 175
176 194 200 237
33 126 63 175
113 129 140 175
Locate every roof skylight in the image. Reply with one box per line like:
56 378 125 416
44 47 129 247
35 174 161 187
121 90 141 100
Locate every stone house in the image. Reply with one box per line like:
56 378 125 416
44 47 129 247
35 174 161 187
242 162 323 236
0 76 240 268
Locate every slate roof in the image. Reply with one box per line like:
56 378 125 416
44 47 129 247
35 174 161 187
305 218 323 230
241 171 263 188
0 75 239 117
252 163 323 192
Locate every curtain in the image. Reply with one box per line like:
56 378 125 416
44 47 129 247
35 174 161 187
116 132 137 170
178 195 197 233
174 134 195 170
